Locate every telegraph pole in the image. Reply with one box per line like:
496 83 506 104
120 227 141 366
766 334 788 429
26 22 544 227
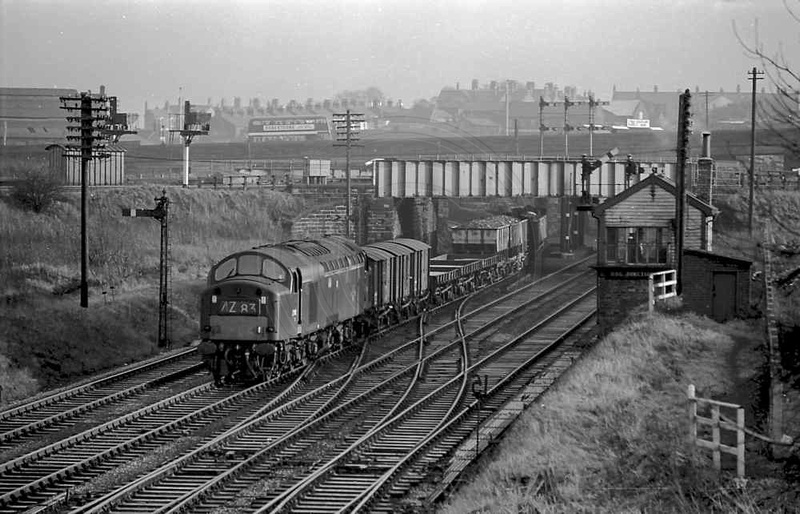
61 90 110 308
332 110 364 239
675 90 692 294
748 67 764 237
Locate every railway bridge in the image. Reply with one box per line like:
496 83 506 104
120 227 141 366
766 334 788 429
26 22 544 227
292 155 679 256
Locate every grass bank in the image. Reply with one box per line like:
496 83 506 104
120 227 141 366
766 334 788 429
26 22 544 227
440 312 798 513
0 185 309 405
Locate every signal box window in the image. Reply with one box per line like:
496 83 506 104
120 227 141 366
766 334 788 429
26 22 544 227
606 227 670 265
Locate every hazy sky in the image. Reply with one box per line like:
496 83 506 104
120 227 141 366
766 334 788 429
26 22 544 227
1 0 797 116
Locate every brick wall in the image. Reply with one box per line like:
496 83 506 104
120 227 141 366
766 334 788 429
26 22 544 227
363 198 401 244
682 251 751 320
289 204 354 239
596 268 653 332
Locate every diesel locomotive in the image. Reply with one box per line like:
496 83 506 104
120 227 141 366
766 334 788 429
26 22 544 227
197 215 533 383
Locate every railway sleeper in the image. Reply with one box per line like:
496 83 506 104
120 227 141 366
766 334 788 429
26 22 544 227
335 462 394 474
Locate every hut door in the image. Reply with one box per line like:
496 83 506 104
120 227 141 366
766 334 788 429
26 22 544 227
712 272 737 322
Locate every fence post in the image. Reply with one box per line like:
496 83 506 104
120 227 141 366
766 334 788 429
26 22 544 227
688 384 697 444
712 406 721 471
648 275 655 312
737 407 745 478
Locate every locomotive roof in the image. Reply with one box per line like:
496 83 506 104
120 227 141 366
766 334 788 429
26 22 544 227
245 236 366 282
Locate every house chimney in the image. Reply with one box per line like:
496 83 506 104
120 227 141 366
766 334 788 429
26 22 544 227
695 131 714 204
701 132 711 159
100 85 106 97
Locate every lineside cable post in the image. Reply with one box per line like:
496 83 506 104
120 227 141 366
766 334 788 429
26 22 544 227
332 110 364 239
122 191 171 347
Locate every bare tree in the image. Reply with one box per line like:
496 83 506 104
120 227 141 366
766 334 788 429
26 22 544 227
735 2 800 159
11 163 65 213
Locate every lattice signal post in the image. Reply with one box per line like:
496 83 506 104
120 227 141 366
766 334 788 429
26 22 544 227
60 91 110 308
332 110 365 239
122 192 171 347
170 101 210 187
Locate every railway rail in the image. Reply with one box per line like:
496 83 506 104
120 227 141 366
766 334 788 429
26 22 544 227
0 348 199 448
262 263 596 512
0 350 364 513
63 257 595 513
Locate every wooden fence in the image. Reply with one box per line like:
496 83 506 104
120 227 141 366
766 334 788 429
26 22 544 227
687 384 746 477
648 270 677 312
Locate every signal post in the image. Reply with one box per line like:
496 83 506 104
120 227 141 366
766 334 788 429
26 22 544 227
122 192 171 347
170 101 210 187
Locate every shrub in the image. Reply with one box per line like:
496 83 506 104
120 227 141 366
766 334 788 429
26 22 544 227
11 164 65 213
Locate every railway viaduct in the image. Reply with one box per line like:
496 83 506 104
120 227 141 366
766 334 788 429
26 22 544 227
290 155 678 256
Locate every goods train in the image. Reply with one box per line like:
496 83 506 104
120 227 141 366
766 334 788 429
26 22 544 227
198 215 536 383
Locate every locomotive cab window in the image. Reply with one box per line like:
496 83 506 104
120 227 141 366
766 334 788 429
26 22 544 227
261 257 288 284
214 257 237 281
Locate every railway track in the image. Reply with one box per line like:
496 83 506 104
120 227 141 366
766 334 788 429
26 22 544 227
0 348 364 513
65 258 596 513
261 262 596 512
68 317 436 513
0 348 203 458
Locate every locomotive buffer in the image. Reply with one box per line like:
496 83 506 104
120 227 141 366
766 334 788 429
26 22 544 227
122 192 171 347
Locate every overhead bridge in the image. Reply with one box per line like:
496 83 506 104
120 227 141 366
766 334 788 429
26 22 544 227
370 157 677 199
